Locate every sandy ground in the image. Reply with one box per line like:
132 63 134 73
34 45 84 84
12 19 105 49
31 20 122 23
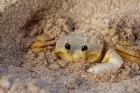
0 0 140 93
0 0 17 13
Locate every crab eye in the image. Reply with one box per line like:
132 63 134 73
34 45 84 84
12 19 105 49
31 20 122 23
81 45 88 51
65 43 71 50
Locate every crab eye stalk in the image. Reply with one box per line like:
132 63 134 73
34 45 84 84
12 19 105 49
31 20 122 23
65 43 71 50
82 45 88 51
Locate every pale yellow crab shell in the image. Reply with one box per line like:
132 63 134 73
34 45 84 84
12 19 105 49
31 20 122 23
54 34 104 62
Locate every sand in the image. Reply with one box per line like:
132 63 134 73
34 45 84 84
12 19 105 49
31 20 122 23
0 0 140 93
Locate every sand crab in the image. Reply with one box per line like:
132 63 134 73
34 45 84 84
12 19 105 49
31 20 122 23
31 34 140 74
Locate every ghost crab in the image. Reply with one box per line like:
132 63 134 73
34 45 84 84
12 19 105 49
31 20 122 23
31 34 140 74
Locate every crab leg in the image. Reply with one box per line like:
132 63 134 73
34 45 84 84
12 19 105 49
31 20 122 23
87 49 124 74
115 42 140 64
117 51 140 64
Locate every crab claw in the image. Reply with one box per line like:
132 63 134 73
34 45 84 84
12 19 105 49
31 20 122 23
87 49 124 75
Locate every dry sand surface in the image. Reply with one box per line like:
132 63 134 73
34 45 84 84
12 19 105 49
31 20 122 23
0 0 140 93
